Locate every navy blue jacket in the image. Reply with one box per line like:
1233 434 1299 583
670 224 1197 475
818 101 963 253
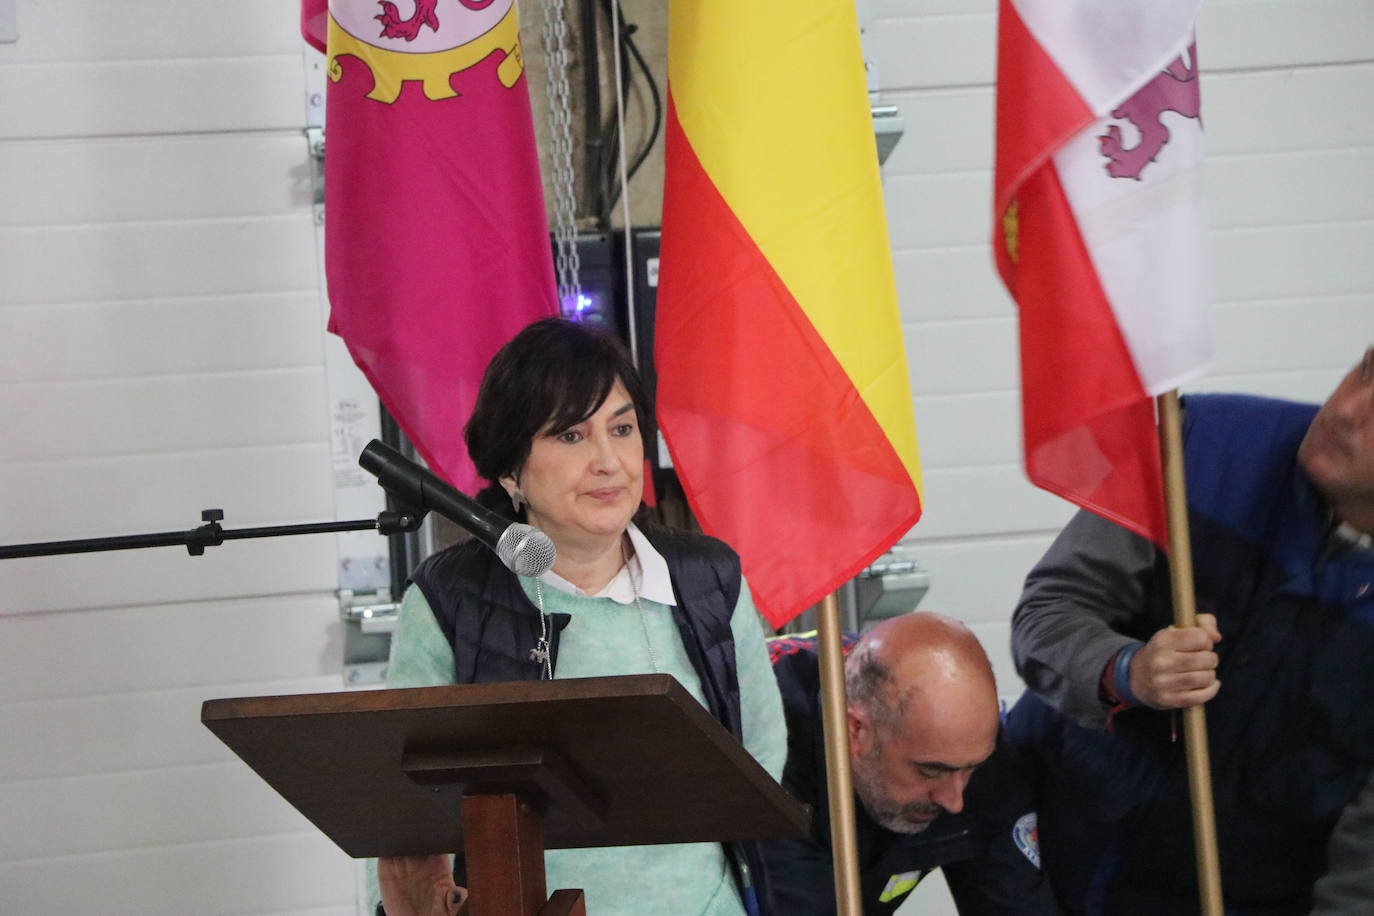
1007 394 1374 915
410 524 774 913
763 635 1061 915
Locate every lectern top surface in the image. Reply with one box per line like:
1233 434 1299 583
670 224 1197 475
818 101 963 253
202 673 809 858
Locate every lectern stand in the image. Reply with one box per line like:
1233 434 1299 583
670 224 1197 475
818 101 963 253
202 674 810 915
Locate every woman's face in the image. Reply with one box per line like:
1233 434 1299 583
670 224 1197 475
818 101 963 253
506 380 644 551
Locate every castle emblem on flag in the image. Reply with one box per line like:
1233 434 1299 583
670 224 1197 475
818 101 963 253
1099 42 1201 180
1001 199 1020 265
326 0 524 103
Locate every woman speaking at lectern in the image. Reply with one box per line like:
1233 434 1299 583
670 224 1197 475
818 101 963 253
370 317 786 916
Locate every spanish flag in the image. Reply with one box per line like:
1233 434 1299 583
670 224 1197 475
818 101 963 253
656 0 921 628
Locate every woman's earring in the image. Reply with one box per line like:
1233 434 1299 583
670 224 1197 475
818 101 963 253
510 488 526 512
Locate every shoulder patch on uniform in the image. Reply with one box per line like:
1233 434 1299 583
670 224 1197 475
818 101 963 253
1013 812 1041 869
878 869 926 903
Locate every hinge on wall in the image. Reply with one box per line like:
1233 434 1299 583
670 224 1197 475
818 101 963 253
340 588 397 687
305 126 325 226
872 105 905 166
302 39 326 222
856 544 930 626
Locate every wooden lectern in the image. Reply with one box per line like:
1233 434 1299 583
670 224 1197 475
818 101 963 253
202 674 810 916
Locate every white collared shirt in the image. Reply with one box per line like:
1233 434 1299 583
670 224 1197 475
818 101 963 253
536 522 677 605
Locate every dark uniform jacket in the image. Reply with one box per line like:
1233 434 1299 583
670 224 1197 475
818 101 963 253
763 636 1061 915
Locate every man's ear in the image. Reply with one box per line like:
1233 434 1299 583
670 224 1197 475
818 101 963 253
848 706 871 758
498 474 518 499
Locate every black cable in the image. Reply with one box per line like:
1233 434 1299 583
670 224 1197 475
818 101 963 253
588 0 622 228
594 0 624 229
595 0 663 217
580 0 604 223
622 16 662 181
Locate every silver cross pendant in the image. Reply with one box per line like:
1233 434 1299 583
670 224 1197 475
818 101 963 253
528 639 550 666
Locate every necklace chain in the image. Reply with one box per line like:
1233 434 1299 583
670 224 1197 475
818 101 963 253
528 542 658 679
635 595 660 674
629 553 660 674
530 579 553 680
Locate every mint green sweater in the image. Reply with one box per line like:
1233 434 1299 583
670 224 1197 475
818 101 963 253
369 575 787 916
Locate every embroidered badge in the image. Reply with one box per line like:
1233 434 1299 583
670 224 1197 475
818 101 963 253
877 869 926 903
1013 812 1041 869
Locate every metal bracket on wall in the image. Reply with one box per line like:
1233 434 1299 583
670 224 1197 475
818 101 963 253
302 39 326 224
340 589 398 687
854 0 904 166
305 126 325 226
855 544 929 626
777 544 929 637
872 105 905 166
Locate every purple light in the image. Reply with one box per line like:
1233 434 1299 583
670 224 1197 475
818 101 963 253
560 292 598 319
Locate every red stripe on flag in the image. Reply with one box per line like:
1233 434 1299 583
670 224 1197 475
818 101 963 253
992 0 1094 275
657 101 921 627
641 459 657 508
993 0 1169 545
1014 160 1166 543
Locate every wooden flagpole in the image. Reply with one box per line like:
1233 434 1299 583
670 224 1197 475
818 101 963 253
816 591 864 915
1157 390 1224 916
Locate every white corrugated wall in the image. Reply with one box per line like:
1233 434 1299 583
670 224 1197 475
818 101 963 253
0 2 358 914
1 2 1371 915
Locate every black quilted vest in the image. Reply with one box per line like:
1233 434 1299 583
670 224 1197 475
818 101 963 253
408 523 771 912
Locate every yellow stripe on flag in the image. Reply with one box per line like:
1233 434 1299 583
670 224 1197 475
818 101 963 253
667 0 920 491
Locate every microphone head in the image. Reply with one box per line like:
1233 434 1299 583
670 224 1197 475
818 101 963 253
495 523 557 577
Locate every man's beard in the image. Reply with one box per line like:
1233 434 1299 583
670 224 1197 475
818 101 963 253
851 749 944 835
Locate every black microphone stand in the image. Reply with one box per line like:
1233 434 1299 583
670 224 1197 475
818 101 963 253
0 507 426 561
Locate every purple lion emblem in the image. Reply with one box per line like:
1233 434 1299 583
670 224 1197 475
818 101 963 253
375 0 496 42
1099 42 1201 180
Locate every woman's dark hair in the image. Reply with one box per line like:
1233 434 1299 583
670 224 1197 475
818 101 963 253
465 317 651 516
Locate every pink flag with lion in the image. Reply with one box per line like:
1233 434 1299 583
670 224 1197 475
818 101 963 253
302 0 556 490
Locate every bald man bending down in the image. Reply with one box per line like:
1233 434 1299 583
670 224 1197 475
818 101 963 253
762 613 1060 915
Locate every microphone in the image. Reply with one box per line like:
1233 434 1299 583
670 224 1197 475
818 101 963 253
358 440 556 577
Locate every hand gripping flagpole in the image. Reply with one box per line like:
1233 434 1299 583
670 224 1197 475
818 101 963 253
1157 390 1224 916
816 592 864 915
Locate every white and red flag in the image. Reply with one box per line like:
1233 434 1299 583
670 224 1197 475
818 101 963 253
993 0 1213 545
